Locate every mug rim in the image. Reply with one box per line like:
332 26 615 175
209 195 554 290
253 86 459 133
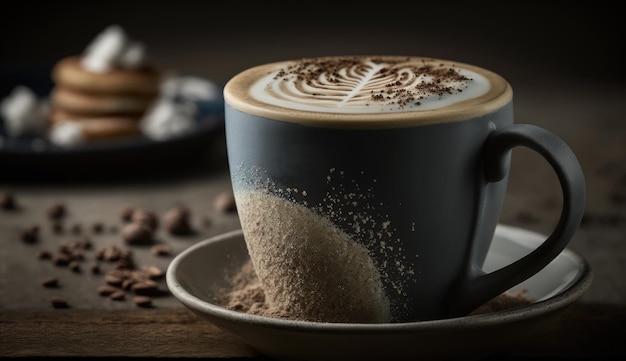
223 55 513 129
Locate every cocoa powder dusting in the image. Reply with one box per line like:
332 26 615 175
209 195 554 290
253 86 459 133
274 56 472 109
221 260 535 322
221 260 290 320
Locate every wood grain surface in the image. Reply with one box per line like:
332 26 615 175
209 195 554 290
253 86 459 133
1 304 624 359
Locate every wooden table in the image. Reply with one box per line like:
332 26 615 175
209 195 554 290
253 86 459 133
1 105 625 359
1 3 625 359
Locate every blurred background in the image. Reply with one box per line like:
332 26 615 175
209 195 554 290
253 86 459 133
1 0 623 189
1 1 622 86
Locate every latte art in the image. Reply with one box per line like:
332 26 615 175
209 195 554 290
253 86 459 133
250 57 490 114
224 55 512 126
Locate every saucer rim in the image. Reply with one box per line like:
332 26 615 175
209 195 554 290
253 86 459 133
166 224 593 333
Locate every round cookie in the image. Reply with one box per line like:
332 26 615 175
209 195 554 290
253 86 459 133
51 86 155 116
50 117 142 142
52 56 161 95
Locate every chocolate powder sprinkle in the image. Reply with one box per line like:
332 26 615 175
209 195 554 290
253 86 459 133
273 57 472 109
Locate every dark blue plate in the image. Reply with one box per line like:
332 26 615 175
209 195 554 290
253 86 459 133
0 66 225 181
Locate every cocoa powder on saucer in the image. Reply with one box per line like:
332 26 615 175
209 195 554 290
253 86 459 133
221 260 535 321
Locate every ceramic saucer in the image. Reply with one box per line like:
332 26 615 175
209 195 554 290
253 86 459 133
166 224 592 361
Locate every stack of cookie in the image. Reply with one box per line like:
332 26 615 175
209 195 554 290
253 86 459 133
48 25 161 146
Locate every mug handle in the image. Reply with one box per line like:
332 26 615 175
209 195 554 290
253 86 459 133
447 124 586 317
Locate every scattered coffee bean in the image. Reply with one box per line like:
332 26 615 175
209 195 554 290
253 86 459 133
141 265 165 280
21 225 39 243
52 252 71 266
97 244 123 262
51 221 64 234
47 203 66 220
105 274 124 287
76 237 92 250
121 222 154 245
133 296 153 308
91 221 104 234
122 278 136 290
131 280 159 296
150 244 172 257
131 208 159 230
70 223 82 235
24 200 193 309
110 290 126 301
51 297 69 309
37 250 52 260
114 258 135 271
69 261 81 273
214 190 236 213
97 285 120 296
42 277 59 288
71 250 85 261
120 205 135 222
163 205 193 235
1 191 17 210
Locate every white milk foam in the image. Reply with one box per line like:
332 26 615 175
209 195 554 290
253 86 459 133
249 57 490 114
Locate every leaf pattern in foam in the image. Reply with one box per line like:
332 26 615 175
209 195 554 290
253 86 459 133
252 56 487 114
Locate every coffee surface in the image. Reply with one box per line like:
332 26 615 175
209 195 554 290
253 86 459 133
224 55 512 127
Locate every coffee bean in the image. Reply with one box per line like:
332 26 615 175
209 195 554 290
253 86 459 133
214 190 236 213
133 296 153 307
51 297 69 309
71 250 85 261
150 244 172 257
52 252 71 266
120 205 135 222
51 221 64 234
42 277 59 288
37 250 52 260
110 290 126 301
0 191 17 210
122 278 137 290
90 262 101 274
131 280 159 296
91 222 104 234
69 261 81 273
21 225 39 243
121 222 154 245
105 274 124 287
47 203 66 220
141 265 165 280
131 208 158 231
76 237 92 250
163 205 193 235
97 285 120 296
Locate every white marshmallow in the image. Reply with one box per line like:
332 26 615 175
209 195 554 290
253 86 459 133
118 41 146 69
141 99 195 140
49 122 86 148
161 76 220 101
0 86 47 136
141 75 224 140
81 25 128 73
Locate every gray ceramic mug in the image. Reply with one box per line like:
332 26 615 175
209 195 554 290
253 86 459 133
223 56 585 323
